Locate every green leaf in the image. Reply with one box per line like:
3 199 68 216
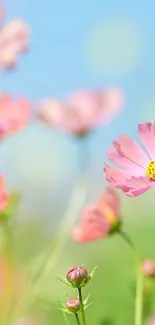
84 302 92 310
83 293 91 305
56 275 72 287
89 266 98 280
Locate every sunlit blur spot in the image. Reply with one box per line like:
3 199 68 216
85 20 144 76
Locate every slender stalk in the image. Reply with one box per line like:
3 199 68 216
78 288 87 325
118 229 143 325
75 313 81 325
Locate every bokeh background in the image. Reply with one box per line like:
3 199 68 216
1 1 155 324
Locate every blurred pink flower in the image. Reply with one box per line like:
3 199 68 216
0 175 9 210
0 5 30 70
38 89 124 136
0 93 30 139
104 122 155 197
72 187 120 242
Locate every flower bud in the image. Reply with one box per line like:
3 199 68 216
142 260 155 277
66 297 80 313
66 266 89 288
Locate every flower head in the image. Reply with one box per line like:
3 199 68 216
104 122 155 197
66 266 89 288
0 8 30 71
37 89 124 136
142 260 155 277
0 93 30 139
66 297 80 313
72 187 121 242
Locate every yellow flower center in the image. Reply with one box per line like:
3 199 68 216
107 211 116 224
145 160 155 180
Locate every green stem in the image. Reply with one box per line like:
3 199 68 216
78 288 87 325
118 230 143 325
75 313 81 325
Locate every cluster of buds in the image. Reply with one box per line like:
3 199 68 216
57 265 96 319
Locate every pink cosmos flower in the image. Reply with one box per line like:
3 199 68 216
37 88 124 136
104 122 155 197
72 187 120 242
0 93 30 139
0 6 30 70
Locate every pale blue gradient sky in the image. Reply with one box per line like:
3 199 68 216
0 0 155 220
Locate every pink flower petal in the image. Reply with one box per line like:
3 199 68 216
0 191 9 210
99 88 124 125
67 91 103 131
113 135 149 168
104 164 131 188
72 204 110 242
126 176 149 188
107 147 144 175
122 185 149 197
138 122 155 159
38 99 65 127
100 187 120 217
0 19 30 70
38 88 124 135
72 226 106 242
0 176 9 210
0 94 30 138
104 164 150 197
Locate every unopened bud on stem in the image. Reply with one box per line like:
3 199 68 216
66 266 89 288
66 297 80 313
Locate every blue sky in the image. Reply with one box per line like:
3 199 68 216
0 0 155 218
1 0 155 123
